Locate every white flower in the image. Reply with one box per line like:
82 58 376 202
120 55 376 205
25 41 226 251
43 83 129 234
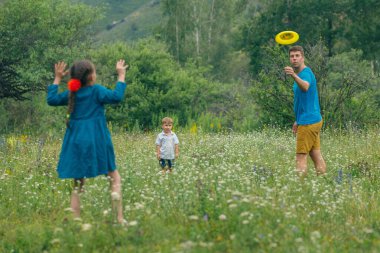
81 223 92 231
54 227 63 234
310 231 321 239
269 243 277 248
199 241 214 248
135 203 145 210
189 215 199 221
219 214 227 221
111 192 120 201
128 220 138 226
181 240 196 249
228 204 237 209
50 238 60 244
240 211 250 217
242 220 249 224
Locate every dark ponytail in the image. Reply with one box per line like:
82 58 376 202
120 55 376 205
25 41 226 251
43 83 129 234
66 60 95 127
66 92 76 128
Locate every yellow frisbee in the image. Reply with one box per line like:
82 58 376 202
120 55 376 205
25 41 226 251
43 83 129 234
275 31 299 45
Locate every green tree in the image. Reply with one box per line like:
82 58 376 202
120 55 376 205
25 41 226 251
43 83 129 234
345 0 380 71
250 45 294 127
160 0 243 80
0 0 102 100
90 39 231 130
322 50 380 127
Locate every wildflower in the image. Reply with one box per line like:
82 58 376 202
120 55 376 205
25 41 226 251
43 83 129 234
310 230 321 244
50 238 60 245
219 214 227 221
269 243 278 248
240 211 250 217
228 204 237 209
111 192 120 201
232 191 242 199
128 220 138 226
134 202 145 210
81 223 92 231
363 228 374 234
54 227 63 234
181 240 196 249
190 123 197 134
311 231 321 238
189 215 199 221
199 241 214 248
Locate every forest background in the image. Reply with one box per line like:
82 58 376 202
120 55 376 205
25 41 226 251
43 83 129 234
0 0 379 134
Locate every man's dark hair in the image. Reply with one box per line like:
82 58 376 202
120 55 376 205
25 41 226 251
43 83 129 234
289 45 304 56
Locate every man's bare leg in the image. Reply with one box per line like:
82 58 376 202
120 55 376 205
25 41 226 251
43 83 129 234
310 149 326 175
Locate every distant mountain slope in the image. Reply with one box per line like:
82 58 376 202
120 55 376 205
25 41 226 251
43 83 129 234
78 0 161 43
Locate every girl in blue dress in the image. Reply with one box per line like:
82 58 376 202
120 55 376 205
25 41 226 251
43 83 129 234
47 59 128 223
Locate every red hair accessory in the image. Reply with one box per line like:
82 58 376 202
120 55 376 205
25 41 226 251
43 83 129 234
68 79 81 92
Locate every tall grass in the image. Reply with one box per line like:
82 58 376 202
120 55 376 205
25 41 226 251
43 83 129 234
1 127 379 252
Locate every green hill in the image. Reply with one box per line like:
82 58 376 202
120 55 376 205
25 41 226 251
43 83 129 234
78 0 161 43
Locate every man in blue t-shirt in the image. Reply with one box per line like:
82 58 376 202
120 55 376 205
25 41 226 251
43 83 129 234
284 46 326 177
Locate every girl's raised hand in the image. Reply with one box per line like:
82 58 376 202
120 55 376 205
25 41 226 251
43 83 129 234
53 61 68 85
116 59 129 83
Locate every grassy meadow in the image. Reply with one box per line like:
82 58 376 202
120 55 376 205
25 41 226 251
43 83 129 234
1 127 380 252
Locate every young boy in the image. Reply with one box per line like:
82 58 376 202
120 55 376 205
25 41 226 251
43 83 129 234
155 117 179 174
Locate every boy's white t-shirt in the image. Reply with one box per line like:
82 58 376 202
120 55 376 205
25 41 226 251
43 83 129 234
155 131 179 160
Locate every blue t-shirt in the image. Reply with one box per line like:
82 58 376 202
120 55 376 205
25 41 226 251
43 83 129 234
293 67 322 125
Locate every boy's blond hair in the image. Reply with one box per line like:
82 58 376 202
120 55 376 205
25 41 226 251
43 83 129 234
162 117 173 125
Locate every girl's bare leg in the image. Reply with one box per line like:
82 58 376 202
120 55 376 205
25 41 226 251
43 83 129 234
108 170 124 223
71 178 85 218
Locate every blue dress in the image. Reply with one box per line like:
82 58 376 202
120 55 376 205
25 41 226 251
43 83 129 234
47 82 126 179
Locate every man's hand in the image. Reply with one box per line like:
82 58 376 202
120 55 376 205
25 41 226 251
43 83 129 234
292 122 298 135
284 66 295 77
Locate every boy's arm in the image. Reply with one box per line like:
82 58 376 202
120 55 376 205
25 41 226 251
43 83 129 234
156 145 161 160
175 144 179 158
